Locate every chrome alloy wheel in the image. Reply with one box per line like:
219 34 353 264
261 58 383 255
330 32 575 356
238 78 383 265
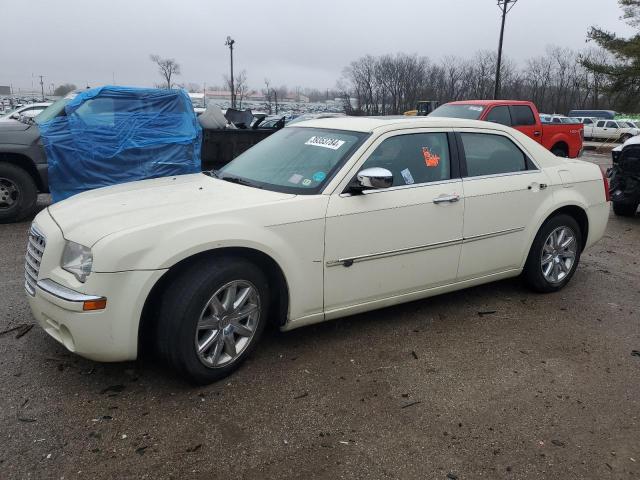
540 226 577 284
0 177 19 210
194 280 260 368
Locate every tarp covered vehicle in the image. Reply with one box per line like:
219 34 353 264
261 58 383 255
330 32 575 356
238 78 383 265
39 86 201 202
608 142 640 216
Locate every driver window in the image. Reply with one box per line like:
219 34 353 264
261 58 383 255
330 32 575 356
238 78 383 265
361 133 451 187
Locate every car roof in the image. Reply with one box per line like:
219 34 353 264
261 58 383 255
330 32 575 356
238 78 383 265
446 100 533 107
289 116 515 134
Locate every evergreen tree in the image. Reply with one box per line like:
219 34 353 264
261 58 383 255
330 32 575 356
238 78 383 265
583 0 640 110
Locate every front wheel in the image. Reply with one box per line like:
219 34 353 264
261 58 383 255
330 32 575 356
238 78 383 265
156 257 270 384
0 163 38 224
523 214 582 293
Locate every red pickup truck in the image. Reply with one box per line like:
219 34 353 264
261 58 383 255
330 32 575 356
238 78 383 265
429 100 583 158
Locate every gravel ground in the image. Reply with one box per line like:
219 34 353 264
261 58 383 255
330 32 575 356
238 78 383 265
1 152 639 479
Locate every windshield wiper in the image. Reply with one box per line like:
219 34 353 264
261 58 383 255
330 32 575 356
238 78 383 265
202 169 219 178
218 175 262 189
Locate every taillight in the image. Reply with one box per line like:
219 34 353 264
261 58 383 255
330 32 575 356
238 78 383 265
601 168 611 202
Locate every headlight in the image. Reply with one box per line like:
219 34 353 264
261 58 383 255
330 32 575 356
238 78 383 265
61 241 93 283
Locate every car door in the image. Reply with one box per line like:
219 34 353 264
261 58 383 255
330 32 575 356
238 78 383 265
323 129 464 316
593 120 608 139
509 105 542 144
456 129 553 280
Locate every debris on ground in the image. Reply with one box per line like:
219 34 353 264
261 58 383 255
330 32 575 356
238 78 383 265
100 385 126 395
186 444 202 453
477 311 496 317
411 350 418 359
401 401 422 409
0 323 34 339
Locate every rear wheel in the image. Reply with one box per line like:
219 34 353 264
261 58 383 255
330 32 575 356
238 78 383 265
0 163 38 224
551 146 568 157
155 257 269 384
620 133 633 143
523 214 582 293
612 201 638 217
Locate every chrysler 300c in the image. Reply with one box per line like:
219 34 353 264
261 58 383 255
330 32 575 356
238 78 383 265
25 117 610 384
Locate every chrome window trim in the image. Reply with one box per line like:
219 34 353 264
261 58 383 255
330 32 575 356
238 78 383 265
461 170 540 182
339 178 462 197
326 226 525 267
36 278 104 303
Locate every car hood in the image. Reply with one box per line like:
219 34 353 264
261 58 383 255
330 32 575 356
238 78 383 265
47 173 296 246
0 120 32 131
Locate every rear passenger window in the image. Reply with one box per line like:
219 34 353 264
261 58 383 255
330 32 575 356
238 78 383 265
597 121 605 127
460 133 528 177
510 106 536 126
583 118 593 125
486 106 512 126
361 133 451 187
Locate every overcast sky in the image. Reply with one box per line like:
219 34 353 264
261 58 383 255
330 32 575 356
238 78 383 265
2 0 634 93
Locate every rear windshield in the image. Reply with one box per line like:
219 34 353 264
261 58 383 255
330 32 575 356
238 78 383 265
429 104 485 120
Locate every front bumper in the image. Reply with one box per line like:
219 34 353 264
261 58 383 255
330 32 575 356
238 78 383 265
26 209 166 362
28 270 165 362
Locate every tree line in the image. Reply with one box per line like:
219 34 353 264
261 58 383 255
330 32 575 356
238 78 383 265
338 47 618 116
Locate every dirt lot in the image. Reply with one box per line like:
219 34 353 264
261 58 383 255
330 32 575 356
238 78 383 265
1 152 639 480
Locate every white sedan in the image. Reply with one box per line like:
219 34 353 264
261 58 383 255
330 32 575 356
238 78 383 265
25 117 610 384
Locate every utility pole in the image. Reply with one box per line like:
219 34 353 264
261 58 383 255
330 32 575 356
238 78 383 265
225 36 236 108
494 0 518 100
38 75 45 101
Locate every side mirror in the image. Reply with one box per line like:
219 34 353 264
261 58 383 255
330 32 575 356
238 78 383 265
349 167 393 193
10 113 19 119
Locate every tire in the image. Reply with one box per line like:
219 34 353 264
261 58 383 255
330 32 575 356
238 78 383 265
523 214 582 293
612 201 638 217
551 147 568 158
0 163 38 224
156 256 269 385
620 134 633 143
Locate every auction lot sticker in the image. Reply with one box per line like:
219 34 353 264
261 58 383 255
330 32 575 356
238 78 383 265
305 136 346 150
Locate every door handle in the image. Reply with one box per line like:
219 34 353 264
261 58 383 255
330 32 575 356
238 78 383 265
528 183 547 190
534 131 541 136
433 194 461 204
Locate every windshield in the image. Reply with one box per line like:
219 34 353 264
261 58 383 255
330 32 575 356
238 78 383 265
429 104 485 120
35 94 76 124
218 127 368 194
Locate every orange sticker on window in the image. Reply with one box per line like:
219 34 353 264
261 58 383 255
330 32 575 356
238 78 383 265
422 147 440 167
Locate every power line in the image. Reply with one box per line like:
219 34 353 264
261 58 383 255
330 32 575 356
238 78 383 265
494 0 518 100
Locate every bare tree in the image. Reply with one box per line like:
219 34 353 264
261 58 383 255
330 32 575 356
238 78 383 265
225 70 249 109
150 54 181 89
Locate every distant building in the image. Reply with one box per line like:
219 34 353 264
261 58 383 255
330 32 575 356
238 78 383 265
0 86 11 95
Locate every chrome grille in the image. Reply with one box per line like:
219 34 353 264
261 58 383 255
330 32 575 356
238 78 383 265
25 225 46 296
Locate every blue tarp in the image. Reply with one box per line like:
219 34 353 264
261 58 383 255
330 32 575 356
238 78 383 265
39 86 202 202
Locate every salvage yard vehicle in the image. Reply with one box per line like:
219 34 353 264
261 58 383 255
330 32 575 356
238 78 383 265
609 140 640 216
0 89 278 223
25 117 610 384
584 119 640 142
430 100 584 158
